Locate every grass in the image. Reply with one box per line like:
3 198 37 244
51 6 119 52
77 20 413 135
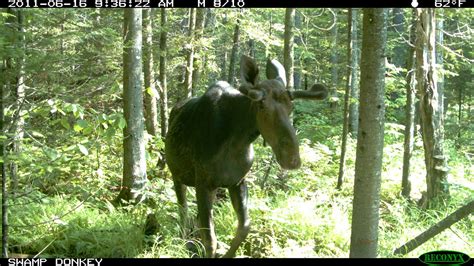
6 123 474 258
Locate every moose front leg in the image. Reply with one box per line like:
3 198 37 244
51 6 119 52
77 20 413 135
223 181 250 258
196 186 217 258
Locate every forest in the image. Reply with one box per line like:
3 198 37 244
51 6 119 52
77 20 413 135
0 8 473 258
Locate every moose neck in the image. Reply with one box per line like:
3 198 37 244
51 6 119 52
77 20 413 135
222 92 260 146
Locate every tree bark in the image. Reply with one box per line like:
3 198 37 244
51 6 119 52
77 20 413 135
1 56 8 260
228 14 240 86
191 9 205 92
294 10 303 91
401 10 417 198
349 8 387 258
220 14 228 82
337 8 356 189
302 13 309 90
436 9 445 122
159 9 169 137
394 199 474 255
283 8 295 90
117 9 148 203
391 8 406 67
221 50 228 81
348 8 360 137
143 9 158 136
9 9 26 197
1 10 18 256
329 9 339 110
184 8 196 99
415 9 449 206
456 86 462 148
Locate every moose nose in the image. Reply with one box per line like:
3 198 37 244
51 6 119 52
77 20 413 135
280 154 301 170
289 157 301 169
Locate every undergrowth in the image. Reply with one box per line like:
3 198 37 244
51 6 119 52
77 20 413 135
6 103 473 258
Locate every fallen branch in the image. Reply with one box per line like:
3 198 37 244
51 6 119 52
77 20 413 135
394 199 474 255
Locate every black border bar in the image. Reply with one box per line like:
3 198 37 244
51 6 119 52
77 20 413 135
2 0 473 8
0 258 428 266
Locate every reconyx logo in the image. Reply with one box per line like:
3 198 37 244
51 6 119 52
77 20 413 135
419 250 471 265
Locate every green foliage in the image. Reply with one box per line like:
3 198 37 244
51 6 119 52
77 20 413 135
8 108 473 258
3 8 472 259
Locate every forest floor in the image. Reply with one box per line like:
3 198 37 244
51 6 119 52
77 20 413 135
8 125 473 258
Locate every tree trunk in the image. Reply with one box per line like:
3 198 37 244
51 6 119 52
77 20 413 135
9 9 26 197
391 8 406 67
349 8 387 258
394 199 474 255
220 14 228 82
284 8 295 90
415 9 449 206
228 14 240 86
348 8 360 137
294 10 303 91
159 9 169 137
401 10 417 198
1 10 19 255
302 14 309 90
1 57 9 259
329 10 339 110
117 9 148 203
456 86 462 148
436 9 445 122
184 8 196 99
221 50 228 81
337 8 356 190
192 9 206 92
143 9 158 136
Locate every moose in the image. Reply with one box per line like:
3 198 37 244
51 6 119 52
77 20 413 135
165 55 328 258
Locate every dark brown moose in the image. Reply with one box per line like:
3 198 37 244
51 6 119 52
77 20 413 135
165 55 328 258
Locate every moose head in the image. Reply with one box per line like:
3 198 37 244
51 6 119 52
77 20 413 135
239 55 328 170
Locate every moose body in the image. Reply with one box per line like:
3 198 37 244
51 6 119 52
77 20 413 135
167 82 259 188
165 56 327 258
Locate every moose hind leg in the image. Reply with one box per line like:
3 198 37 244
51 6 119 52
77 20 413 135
223 181 250 258
173 180 190 237
196 186 217 258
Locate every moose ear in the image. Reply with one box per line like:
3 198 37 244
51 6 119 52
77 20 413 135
266 58 287 87
289 84 328 100
240 55 259 85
